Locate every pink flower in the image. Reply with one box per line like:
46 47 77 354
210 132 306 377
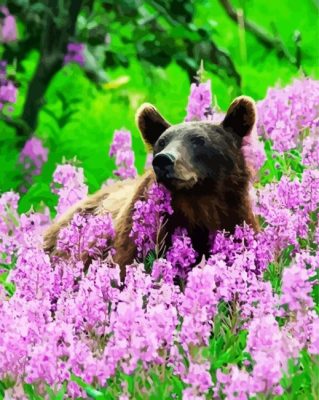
183 361 212 394
0 7 17 43
166 227 197 279
257 78 319 152
309 317 319 355
19 137 49 190
302 131 319 167
185 80 213 122
52 163 88 216
0 61 17 109
130 183 173 259
242 127 266 173
108 129 137 180
64 43 85 66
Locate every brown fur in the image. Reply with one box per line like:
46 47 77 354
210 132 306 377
136 103 171 150
44 96 259 280
222 96 256 138
43 178 142 258
44 167 258 280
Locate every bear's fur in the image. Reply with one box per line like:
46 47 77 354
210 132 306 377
44 96 259 280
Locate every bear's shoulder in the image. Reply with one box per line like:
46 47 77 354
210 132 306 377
99 170 155 221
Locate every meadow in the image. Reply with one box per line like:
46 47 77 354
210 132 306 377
0 0 318 399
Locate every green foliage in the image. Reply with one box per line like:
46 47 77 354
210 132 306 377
278 352 319 399
208 303 249 375
144 250 157 274
258 140 304 186
23 383 45 400
70 368 185 399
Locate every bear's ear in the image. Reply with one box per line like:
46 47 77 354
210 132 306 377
136 103 171 149
221 96 256 138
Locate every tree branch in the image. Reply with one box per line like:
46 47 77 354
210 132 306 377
209 41 241 86
218 0 297 65
0 113 31 137
178 32 242 87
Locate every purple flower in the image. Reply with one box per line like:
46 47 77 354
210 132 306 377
57 212 115 261
246 315 292 394
242 128 266 174
183 361 212 397
179 264 220 348
253 174 315 253
52 163 88 217
0 191 20 265
166 227 197 279
0 7 17 43
185 80 213 122
257 78 319 152
216 367 250 400
64 42 85 66
20 137 48 172
109 129 137 180
151 258 174 283
309 317 319 355
0 60 17 110
130 183 173 259
302 131 319 168
210 224 273 275
280 253 316 313
19 137 49 190
109 129 132 157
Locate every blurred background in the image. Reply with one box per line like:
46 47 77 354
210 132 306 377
0 0 318 213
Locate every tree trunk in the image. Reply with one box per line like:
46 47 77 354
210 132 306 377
18 0 83 140
21 56 61 132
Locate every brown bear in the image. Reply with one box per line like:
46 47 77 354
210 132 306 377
44 96 259 279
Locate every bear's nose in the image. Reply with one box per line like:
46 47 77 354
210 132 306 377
152 153 175 181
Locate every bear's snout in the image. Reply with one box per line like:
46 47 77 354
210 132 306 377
152 153 175 182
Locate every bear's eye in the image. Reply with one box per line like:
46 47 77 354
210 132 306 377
191 136 205 146
158 138 166 148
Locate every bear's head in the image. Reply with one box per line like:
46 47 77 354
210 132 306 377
136 96 256 193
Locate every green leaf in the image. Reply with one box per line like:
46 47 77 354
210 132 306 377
23 383 42 400
170 375 184 397
46 384 66 400
0 381 5 398
70 374 104 399
85 386 104 399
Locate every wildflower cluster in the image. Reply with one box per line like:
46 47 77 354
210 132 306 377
57 212 115 261
257 78 319 152
215 249 318 399
166 227 197 280
52 163 88 217
109 129 137 180
0 6 17 43
0 191 20 265
19 137 49 191
0 78 318 399
185 80 213 122
0 60 17 110
130 183 173 259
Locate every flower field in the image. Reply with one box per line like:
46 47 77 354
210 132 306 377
0 77 318 400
